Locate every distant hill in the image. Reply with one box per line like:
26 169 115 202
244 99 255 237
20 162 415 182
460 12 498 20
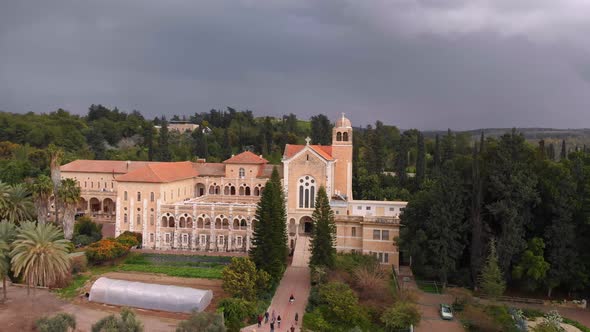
422 128 590 149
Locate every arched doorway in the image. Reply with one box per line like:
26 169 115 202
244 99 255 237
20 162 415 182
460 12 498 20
300 216 313 235
195 183 206 197
89 198 101 213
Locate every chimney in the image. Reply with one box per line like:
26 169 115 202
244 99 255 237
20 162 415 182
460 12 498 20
197 158 206 163
126 160 131 171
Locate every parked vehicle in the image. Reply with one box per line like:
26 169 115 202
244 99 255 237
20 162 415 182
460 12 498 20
440 304 453 320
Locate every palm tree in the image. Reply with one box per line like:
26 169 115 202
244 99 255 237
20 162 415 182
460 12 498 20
30 175 53 224
0 182 11 218
0 221 16 301
48 145 64 224
2 184 34 224
11 222 71 293
58 179 80 240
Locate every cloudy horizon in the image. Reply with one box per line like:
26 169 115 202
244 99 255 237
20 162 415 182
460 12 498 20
1 0 589 130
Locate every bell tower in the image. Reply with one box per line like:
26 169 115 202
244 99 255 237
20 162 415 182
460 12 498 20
331 113 353 200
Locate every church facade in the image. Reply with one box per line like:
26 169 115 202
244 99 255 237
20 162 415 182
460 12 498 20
60 116 406 269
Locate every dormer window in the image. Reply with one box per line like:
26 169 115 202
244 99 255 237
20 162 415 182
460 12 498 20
239 168 245 178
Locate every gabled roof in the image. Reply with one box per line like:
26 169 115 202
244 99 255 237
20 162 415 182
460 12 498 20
60 160 155 174
223 151 268 164
283 144 333 161
115 162 199 183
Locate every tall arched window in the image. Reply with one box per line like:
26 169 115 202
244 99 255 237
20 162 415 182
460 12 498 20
343 132 349 141
336 132 342 141
124 191 128 201
298 175 316 208
239 168 245 178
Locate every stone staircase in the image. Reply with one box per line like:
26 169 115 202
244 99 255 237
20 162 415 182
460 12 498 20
291 235 311 267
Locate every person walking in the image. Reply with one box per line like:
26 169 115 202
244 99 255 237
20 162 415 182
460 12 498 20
294 312 299 325
270 321 275 332
290 325 295 332
272 309 276 322
264 311 269 323
289 294 295 303
277 315 282 328
257 314 263 327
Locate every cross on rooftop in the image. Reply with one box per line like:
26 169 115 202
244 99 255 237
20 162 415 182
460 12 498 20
305 137 311 145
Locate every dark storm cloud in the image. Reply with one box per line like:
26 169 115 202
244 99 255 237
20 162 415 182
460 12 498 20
1 0 589 129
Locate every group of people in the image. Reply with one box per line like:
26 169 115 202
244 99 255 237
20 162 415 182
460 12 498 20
255 294 298 332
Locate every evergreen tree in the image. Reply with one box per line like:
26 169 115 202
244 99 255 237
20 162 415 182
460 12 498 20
470 143 484 286
538 139 546 160
310 114 332 145
560 139 567 160
415 132 426 187
441 129 455 164
143 122 155 161
479 239 506 299
485 130 539 274
191 128 208 159
158 118 171 161
433 134 441 169
395 134 409 187
249 167 287 283
309 186 337 268
547 143 556 161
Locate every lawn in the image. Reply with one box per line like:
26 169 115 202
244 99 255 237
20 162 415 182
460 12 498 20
118 252 228 279
415 280 442 294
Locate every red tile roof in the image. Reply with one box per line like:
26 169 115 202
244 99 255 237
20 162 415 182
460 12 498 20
60 160 155 174
115 162 199 183
283 144 333 161
223 151 268 164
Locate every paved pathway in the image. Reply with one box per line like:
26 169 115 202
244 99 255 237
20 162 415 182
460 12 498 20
291 236 310 267
242 266 310 332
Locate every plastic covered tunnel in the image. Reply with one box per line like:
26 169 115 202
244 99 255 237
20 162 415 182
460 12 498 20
89 277 213 313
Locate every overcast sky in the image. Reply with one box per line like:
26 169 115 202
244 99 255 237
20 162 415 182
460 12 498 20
1 0 589 129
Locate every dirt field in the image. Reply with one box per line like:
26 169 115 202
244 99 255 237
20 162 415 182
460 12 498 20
0 285 180 332
0 272 227 332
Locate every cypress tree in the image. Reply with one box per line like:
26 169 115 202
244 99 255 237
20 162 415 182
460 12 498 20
433 134 441 169
560 140 567 160
441 129 455 164
416 132 426 187
309 186 337 268
479 239 506 299
395 134 409 186
470 143 484 286
548 143 556 161
249 167 287 283
158 118 172 161
538 139 546 160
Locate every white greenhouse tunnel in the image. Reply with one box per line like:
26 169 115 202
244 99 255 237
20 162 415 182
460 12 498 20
89 277 213 313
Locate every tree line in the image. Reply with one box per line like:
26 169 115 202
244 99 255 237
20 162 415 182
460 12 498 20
398 129 590 298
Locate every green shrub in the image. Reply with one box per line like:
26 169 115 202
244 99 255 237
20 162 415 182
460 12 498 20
36 313 76 332
303 308 331 332
485 305 519 332
85 238 129 263
73 234 94 247
119 231 142 246
381 301 421 331
75 216 102 238
217 298 256 331
115 234 139 248
334 253 379 273
91 308 142 332
176 311 226 332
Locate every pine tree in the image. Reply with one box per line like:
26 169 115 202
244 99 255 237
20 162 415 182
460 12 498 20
416 132 426 187
538 139 546 160
249 167 287 283
560 139 567 160
309 186 337 268
479 239 506 299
